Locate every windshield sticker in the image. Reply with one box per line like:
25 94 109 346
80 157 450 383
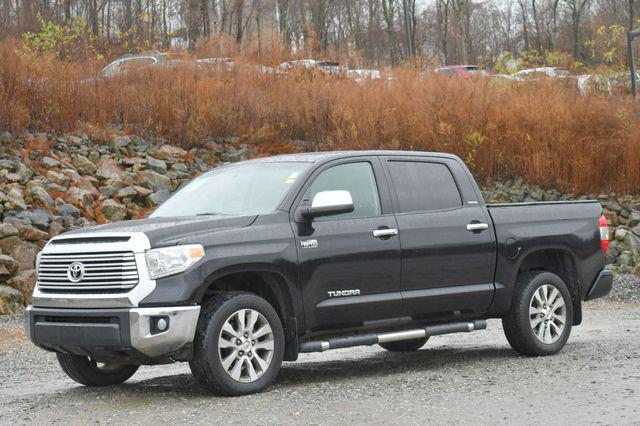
284 172 300 184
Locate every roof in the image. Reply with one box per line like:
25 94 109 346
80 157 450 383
240 150 461 164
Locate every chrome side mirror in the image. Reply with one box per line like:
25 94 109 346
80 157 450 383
299 190 354 220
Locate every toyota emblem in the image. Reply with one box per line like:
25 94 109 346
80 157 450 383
67 262 85 282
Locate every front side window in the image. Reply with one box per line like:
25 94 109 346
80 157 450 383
305 162 381 220
387 161 462 213
151 162 310 218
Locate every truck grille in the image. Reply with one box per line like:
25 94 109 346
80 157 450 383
37 251 139 292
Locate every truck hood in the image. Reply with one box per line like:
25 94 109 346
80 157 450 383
61 215 258 247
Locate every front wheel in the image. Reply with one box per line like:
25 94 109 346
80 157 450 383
502 271 573 356
189 292 285 396
56 353 139 386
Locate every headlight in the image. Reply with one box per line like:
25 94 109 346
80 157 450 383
145 244 205 280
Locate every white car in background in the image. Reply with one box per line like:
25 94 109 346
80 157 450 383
515 67 570 80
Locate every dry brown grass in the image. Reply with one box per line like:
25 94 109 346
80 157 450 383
1 41 640 195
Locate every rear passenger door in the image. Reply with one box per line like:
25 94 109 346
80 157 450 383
382 157 496 317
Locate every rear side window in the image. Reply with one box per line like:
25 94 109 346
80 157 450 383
387 161 462 213
306 162 381 220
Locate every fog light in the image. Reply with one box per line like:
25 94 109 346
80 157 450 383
151 316 170 335
156 318 168 331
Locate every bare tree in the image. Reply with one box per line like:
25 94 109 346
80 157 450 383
381 0 398 65
564 0 591 58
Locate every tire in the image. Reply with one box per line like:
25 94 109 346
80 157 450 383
379 337 429 352
56 353 139 386
502 271 573 357
189 292 285 396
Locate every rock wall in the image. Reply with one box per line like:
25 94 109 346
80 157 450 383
0 133 638 313
0 132 250 313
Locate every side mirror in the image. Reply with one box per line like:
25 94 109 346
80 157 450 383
299 190 354 220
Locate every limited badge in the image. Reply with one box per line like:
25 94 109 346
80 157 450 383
300 239 318 249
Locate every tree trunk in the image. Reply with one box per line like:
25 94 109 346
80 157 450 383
235 0 244 44
381 0 398 65
452 0 470 64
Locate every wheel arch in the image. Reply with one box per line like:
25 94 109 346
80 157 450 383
515 247 582 325
196 265 302 361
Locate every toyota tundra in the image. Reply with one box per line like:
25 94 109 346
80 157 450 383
25 151 613 396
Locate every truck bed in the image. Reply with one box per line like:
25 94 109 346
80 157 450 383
486 199 605 313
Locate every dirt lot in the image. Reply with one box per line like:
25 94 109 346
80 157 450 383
1 299 639 425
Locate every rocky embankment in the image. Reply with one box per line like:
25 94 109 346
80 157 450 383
0 132 250 314
0 133 639 314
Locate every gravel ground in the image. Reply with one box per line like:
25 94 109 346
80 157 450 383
1 276 639 425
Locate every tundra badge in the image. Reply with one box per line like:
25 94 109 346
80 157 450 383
327 289 361 297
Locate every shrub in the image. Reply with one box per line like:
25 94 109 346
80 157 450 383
1 42 639 195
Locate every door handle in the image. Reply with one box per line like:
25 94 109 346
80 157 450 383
466 223 489 232
373 228 398 238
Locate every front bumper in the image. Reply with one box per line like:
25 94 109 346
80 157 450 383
25 305 200 360
584 269 614 301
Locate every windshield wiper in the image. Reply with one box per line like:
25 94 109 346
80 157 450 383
196 212 227 216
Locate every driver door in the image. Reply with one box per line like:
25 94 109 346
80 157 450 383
292 158 401 331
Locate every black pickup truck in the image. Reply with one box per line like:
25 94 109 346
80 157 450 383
26 151 613 396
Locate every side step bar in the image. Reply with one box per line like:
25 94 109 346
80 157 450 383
299 320 487 353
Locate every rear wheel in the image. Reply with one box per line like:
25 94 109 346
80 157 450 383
379 337 429 352
502 271 573 356
56 353 139 386
189 292 285 396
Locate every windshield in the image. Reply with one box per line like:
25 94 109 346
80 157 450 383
150 162 310 218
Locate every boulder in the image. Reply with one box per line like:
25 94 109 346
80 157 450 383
614 228 628 242
56 202 81 218
102 199 127 222
18 225 49 242
156 144 187 159
0 236 39 271
132 185 153 198
96 157 124 181
6 186 27 211
41 156 61 168
110 135 131 149
122 157 146 167
171 162 189 173
0 254 19 278
0 285 24 314
67 187 96 211
27 183 54 209
138 170 172 192
46 170 70 188
147 190 171 206
72 154 97 174
7 269 36 303
16 209 52 231
0 223 19 238
146 157 168 173
115 186 137 201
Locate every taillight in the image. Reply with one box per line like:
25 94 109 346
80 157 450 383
598 215 609 253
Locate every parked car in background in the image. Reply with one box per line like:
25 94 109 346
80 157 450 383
346 68 382 83
435 65 486 78
277 59 344 76
101 52 168 78
515 67 570 80
100 52 233 79
609 71 640 96
490 74 521 81
577 74 611 96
